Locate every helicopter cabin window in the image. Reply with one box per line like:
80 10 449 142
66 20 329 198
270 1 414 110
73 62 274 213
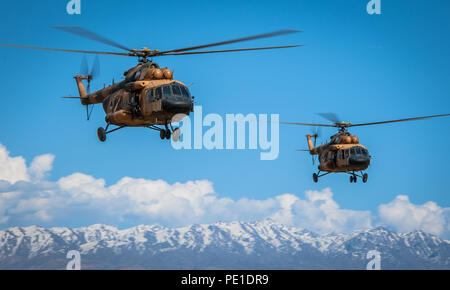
155 87 162 100
337 150 342 160
171 84 182 96
147 89 154 102
344 149 349 158
180 86 189 98
163 85 171 97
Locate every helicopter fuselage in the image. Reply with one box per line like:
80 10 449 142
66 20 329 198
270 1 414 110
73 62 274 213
76 62 193 128
307 132 371 173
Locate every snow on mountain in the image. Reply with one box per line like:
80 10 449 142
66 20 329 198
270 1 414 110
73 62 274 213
0 220 448 269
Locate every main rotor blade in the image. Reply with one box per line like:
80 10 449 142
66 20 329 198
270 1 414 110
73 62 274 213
0 43 130 56
157 29 301 54
160 45 302 56
281 122 337 127
350 113 450 127
317 112 341 124
51 26 132 52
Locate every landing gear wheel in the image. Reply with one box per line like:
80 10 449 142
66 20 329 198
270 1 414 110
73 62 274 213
172 128 181 142
350 176 353 183
363 173 368 183
353 176 357 183
160 130 166 140
313 173 318 183
165 129 171 140
97 127 106 142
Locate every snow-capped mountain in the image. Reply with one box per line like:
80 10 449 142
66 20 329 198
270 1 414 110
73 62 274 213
0 220 448 269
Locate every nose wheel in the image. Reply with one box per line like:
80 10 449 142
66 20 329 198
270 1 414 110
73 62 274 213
348 171 368 183
149 123 180 142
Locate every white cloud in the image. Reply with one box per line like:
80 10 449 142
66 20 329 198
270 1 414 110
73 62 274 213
0 144 29 183
378 195 450 238
29 154 54 181
0 142 448 239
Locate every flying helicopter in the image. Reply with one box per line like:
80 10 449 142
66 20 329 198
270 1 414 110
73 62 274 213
283 113 450 183
0 26 301 142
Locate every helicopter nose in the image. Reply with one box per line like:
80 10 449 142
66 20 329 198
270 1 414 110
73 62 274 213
349 155 370 167
162 98 192 113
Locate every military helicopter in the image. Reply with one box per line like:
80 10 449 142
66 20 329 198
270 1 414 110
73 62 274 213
283 113 450 183
0 26 301 142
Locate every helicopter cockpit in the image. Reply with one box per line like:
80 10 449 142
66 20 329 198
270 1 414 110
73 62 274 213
337 146 371 167
146 82 191 102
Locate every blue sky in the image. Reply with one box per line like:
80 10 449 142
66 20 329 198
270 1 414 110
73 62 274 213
0 0 449 234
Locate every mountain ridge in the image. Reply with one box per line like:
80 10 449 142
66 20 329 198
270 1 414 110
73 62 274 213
0 220 448 269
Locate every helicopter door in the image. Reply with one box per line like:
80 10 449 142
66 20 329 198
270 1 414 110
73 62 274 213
143 87 163 115
336 150 346 168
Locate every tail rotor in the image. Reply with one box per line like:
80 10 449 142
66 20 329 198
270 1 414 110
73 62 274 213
80 55 100 120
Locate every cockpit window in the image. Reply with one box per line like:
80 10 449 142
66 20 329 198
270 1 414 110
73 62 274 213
350 148 356 156
163 85 171 97
362 148 369 156
172 85 182 96
147 89 154 102
180 86 189 98
356 147 362 154
155 87 162 100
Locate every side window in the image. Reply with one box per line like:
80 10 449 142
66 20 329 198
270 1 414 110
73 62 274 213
350 148 356 156
337 150 342 160
147 89 154 102
344 149 349 158
172 85 182 96
163 85 171 97
109 98 114 110
155 87 162 100
180 86 189 98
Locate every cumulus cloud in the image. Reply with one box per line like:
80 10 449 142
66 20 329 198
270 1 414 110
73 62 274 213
378 195 450 239
0 144 29 183
29 154 54 181
0 143 448 239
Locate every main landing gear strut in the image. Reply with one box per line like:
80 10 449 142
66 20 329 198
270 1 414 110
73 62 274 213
312 171 331 183
97 123 125 142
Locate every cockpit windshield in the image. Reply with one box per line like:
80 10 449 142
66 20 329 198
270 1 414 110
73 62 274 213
341 147 369 159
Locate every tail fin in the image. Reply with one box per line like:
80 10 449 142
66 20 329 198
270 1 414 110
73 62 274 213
74 75 88 99
306 134 315 154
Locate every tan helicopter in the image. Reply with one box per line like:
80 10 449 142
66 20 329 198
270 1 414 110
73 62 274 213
283 113 450 183
0 26 301 142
